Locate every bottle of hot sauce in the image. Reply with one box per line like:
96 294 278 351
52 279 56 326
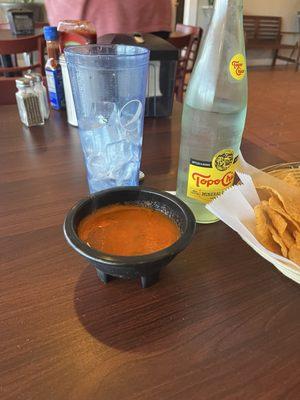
43 26 65 110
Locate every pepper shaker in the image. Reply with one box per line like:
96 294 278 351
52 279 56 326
15 78 44 127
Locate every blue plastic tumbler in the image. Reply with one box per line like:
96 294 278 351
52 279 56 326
65 45 150 193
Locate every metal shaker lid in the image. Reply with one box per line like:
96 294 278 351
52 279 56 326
24 72 43 82
15 77 31 88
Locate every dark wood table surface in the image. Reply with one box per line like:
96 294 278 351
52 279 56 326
1 102 300 400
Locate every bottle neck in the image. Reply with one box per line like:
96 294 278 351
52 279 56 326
207 0 244 44
214 0 243 9
186 0 246 110
46 40 60 60
212 0 243 19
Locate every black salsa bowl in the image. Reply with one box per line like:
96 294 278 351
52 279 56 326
63 187 196 288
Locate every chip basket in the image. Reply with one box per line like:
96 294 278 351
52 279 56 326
260 161 300 284
263 161 300 183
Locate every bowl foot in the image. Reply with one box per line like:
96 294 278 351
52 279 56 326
140 272 160 288
96 269 114 284
95 268 160 288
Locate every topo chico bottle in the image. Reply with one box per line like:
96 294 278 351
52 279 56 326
176 0 247 224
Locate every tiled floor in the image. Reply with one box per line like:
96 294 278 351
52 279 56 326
244 68 300 162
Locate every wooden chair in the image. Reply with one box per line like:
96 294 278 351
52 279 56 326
0 75 48 105
175 23 203 96
168 34 192 103
243 15 300 69
0 33 45 76
0 77 18 105
175 23 203 73
274 31 300 71
0 32 46 104
0 23 17 74
0 22 48 29
168 33 192 102
169 24 203 102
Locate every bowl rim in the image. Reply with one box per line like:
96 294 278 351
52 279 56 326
64 44 150 59
63 186 196 265
262 161 300 173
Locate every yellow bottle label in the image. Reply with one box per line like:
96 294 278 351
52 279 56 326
187 149 238 204
229 53 246 80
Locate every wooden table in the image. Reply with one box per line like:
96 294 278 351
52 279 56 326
0 28 43 41
0 28 44 79
1 103 300 400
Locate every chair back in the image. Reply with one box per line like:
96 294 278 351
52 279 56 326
168 33 191 102
170 24 203 102
175 23 203 74
168 33 191 50
0 77 18 105
0 22 48 30
243 15 281 42
0 33 45 75
0 75 48 105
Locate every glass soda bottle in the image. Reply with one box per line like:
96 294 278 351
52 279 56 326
176 0 247 224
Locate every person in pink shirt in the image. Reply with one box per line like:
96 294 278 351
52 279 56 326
45 0 172 39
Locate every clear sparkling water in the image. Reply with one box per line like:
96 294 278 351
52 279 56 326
176 102 247 223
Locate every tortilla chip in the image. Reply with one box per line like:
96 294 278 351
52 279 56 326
283 172 300 188
254 204 281 254
268 225 288 257
269 196 300 232
269 195 286 214
278 197 300 224
281 230 295 249
258 185 300 224
294 230 300 247
269 169 300 186
261 201 287 235
256 187 273 202
252 168 300 264
254 204 268 236
288 244 300 265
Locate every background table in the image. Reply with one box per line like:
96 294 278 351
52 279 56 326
1 103 300 400
0 28 43 41
0 28 45 80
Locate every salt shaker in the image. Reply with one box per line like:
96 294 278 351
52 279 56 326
25 72 50 120
15 78 44 127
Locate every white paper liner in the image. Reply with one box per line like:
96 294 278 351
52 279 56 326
205 153 300 283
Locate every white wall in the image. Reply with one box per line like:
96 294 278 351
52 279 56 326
244 0 300 65
184 0 300 30
184 0 300 66
244 0 300 31
184 0 200 26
